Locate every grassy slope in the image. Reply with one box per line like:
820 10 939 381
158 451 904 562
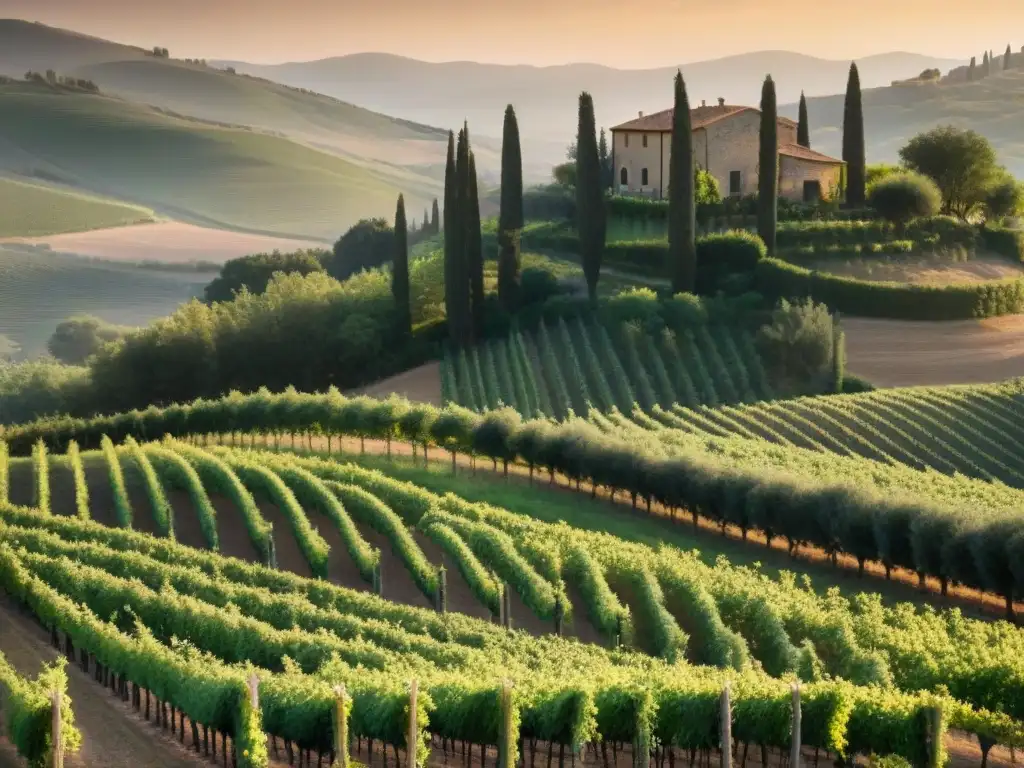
0 176 154 237
0 19 492 178
798 68 1024 175
0 244 212 358
0 82 440 240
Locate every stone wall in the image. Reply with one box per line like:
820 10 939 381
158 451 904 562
779 156 843 202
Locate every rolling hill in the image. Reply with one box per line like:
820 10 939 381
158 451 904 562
0 176 154 237
0 19 505 182
790 66 1024 176
213 50 962 161
0 81 440 240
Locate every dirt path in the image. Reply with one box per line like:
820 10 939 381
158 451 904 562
562 580 608 647
844 315 1024 388
254 499 313 579
166 489 210 551
48 461 78 517
210 494 261 563
121 463 162 538
0 596 208 768
82 460 120 529
414 532 493 621
0 221 325 266
303 507 370 591
354 362 442 406
7 460 33 508
357 523 432 610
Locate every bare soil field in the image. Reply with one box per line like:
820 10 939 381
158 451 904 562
354 362 442 406
844 315 1024 387
0 222 326 266
811 251 1024 284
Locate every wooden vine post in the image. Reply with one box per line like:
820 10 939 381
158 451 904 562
51 689 64 768
498 583 506 627
333 685 349 768
502 583 512 630
436 566 448 614
790 683 801 768
499 681 514 768
408 679 419 768
720 683 732 768
926 704 943 768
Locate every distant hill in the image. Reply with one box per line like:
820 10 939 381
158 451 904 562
0 20 508 183
0 81 440 240
786 66 1024 177
213 50 963 164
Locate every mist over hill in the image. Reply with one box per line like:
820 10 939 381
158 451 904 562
214 50 962 164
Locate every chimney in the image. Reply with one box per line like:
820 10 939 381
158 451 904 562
638 111 644 118
701 99 706 107
718 97 725 107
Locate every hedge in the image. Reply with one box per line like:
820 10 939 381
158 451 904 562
755 258 1024 320
982 226 1024 263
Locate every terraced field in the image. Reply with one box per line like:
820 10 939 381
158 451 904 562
442 319 773 419
0 176 154 238
627 380 1024 488
4 434 1024 768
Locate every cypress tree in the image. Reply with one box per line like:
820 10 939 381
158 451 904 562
1005 44 1012 70
983 51 990 77
667 70 696 294
392 194 411 337
498 104 524 311
842 62 866 208
757 75 778 254
575 92 606 301
466 150 484 340
442 131 462 343
797 91 811 148
969 56 976 81
431 199 440 233
452 127 473 346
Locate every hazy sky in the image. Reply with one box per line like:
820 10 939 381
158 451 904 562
4 0 1021 66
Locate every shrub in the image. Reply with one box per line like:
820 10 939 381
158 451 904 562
694 230 767 295
756 298 835 388
982 177 1024 222
324 218 395 280
755 258 1024 320
204 249 327 303
981 226 1024 262
46 315 129 365
866 172 941 228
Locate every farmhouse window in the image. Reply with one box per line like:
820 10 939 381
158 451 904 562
729 170 742 197
625 134 629 148
641 168 649 186
642 134 648 148
620 167 629 185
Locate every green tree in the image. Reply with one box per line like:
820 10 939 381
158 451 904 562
392 194 411 337
466 150 484 340
552 162 576 188
866 171 942 230
204 249 326 303
431 199 440 234
983 175 1024 221
575 92 606 301
1005 44 1013 70
757 75 779 254
797 91 810 148
898 126 1000 219
969 56 977 81
47 316 128 365
982 51 991 77
325 220 394 281
498 104 524 311
668 70 696 294
842 62 866 207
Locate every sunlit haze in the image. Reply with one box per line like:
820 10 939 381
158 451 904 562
3 0 1020 66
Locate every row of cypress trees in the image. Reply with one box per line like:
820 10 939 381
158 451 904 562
758 63 866 252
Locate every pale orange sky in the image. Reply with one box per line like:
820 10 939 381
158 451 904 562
2 0 1019 66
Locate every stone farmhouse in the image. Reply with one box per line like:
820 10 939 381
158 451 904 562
610 98 844 202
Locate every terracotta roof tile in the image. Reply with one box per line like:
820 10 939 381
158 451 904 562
779 143 844 164
611 105 797 132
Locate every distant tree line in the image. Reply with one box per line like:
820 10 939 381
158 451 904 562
24 70 99 93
